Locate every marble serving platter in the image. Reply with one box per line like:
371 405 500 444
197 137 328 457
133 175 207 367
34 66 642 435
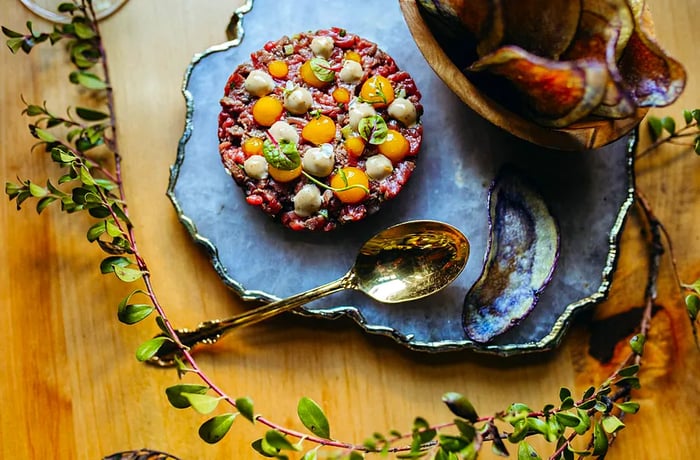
167 0 635 355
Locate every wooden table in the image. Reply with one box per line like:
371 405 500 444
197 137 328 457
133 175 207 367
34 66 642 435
1 1 698 458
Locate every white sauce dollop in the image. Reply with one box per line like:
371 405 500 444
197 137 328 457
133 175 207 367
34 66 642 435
244 69 274 97
388 97 418 127
365 154 394 180
310 36 334 59
302 143 335 177
268 121 299 144
243 155 269 180
339 60 363 84
284 86 313 115
348 101 376 130
293 184 323 217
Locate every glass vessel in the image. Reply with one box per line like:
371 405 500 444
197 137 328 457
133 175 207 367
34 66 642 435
19 0 128 23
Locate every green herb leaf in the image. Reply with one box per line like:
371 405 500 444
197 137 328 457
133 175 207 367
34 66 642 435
347 451 365 460
2 26 23 38
235 397 255 423
99 255 131 274
76 106 109 120
358 115 388 145
442 392 478 422
135 336 170 362
117 302 153 324
297 397 331 439
70 70 108 90
263 139 300 170
517 441 541 460
661 116 676 134
555 412 580 428
183 392 221 415
199 413 236 444
573 408 591 435
592 421 609 456
36 196 57 213
72 22 95 40
113 265 144 282
165 383 209 409
32 127 58 143
309 57 335 82
686 294 700 320
647 116 663 141
558 387 572 402
301 449 319 460
629 333 646 355
683 109 693 124
618 364 640 377
601 415 625 434
616 401 640 414
264 429 299 451
6 37 24 54
438 434 469 453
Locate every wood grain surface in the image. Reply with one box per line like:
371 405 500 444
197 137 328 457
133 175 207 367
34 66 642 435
1 1 699 458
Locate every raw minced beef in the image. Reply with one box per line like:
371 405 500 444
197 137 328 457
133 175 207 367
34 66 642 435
218 27 423 231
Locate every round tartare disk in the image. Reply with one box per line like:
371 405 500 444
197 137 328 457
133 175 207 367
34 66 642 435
217 27 423 232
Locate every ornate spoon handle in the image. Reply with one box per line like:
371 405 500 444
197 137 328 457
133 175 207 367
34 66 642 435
149 273 355 366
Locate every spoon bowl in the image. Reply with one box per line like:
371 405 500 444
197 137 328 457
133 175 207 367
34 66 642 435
150 220 469 366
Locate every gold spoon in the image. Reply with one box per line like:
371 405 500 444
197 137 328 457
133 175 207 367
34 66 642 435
150 220 469 366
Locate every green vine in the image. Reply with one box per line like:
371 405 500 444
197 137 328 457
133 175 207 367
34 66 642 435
4 2 700 459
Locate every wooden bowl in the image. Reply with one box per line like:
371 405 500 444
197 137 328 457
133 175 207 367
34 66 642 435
399 0 647 151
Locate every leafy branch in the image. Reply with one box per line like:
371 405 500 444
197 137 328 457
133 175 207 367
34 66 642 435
4 2 699 459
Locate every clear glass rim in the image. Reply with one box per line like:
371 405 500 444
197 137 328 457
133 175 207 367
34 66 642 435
19 0 129 23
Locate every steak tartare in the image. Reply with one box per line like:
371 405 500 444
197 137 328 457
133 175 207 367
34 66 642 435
218 28 423 231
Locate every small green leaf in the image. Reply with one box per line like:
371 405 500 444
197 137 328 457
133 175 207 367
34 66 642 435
629 333 646 355
36 196 57 214
183 392 222 415
32 127 58 143
358 114 388 145
438 434 469 453
199 413 236 444
235 396 255 423
165 384 209 409
442 392 478 422
348 451 365 460
582 386 595 400
70 70 108 90
76 106 109 120
558 387 572 402
683 109 693 124
86 221 106 242
301 449 319 460
28 182 48 197
573 408 591 435
2 26 24 38
526 417 548 436
6 37 24 54
507 419 528 443
99 255 131 273
135 336 170 362
555 412 580 428
297 397 331 439
113 265 144 282
264 429 299 451
117 303 153 324
616 401 640 414
262 138 300 170
309 57 335 82
72 22 96 39
517 441 541 460
592 421 609 456
686 294 700 320
618 364 640 377
454 419 476 442
602 415 625 434
647 116 663 141
661 116 676 134
692 109 700 123
79 165 96 185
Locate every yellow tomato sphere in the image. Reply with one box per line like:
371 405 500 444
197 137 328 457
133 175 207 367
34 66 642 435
242 137 264 157
344 136 366 158
344 50 362 63
300 60 328 88
332 87 351 104
267 60 288 79
378 129 410 163
268 164 302 183
302 115 337 145
330 167 369 204
360 75 395 108
252 96 284 126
